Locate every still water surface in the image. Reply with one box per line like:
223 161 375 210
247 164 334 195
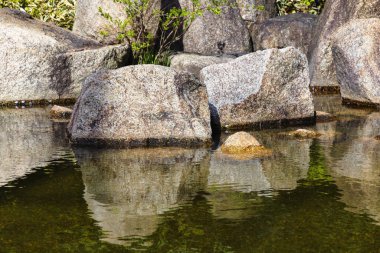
0 96 379 253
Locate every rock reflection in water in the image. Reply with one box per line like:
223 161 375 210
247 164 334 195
0 108 69 186
74 148 209 245
329 112 380 223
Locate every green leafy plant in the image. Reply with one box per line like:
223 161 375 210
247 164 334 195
0 0 76 29
100 0 250 65
276 0 325 15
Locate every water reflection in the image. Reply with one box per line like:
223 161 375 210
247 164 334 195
0 108 70 186
328 112 380 224
74 148 209 245
0 95 379 252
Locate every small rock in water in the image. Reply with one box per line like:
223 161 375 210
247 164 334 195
286 129 321 138
316 111 337 123
221 132 272 158
50 105 73 119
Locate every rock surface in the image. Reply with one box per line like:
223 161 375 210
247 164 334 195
50 105 73 119
332 19 380 106
221 132 272 157
73 0 159 44
170 53 235 79
316 111 336 123
285 129 321 138
236 0 277 23
0 8 130 104
308 0 380 87
182 0 251 55
200 47 314 129
68 65 212 147
251 13 316 54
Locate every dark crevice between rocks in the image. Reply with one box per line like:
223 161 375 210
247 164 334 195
154 0 184 53
310 86 341 95
342 98 380 109
209 103 221 150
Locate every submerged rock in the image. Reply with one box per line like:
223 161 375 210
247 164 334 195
170 53 235 79
308 0 380 88
0 8 130 104
221 132 272 158
182 0 251 55
200 47 314 129
50 105 73 120
316 111 336 123
68 65 211 148
332 19 380 106
251 13 316 54
286 129 321 139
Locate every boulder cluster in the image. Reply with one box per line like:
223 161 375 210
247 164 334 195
0 0 379 148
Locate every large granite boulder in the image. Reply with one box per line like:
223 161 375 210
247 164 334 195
200 47 315 129
182 0 251 55
308 0 380 88
251 13 317 54
170 53 235 79
73 0 159 44
236 0 277 23
0 8 130 104
332 19 380 106
68 65 212 147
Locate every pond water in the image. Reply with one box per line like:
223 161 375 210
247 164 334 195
0 96 379 253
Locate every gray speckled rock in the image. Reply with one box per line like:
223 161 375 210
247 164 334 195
182 0 251 55
251 13 317 54
332 19 380 106
68 65 212 147
200 47 314 129
0 9 130 104
170 53 235 79
236 0 276 23
73 0 159 44
308 0 380 88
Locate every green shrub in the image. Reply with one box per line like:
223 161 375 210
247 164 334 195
276 0 325 15
0 0 76 30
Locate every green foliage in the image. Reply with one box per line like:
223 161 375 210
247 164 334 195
100 0 242 65
276 0 325 15
0 0 76 30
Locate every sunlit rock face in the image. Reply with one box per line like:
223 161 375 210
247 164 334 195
73 0 159 44
201 47 314 129
0 8 130 103
332 19 380 106
236 0 277 23
251 13 317 54
75 148 209 245
308 0 380 87
68 65 212 148
181 0 251 55
0 108 70 186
